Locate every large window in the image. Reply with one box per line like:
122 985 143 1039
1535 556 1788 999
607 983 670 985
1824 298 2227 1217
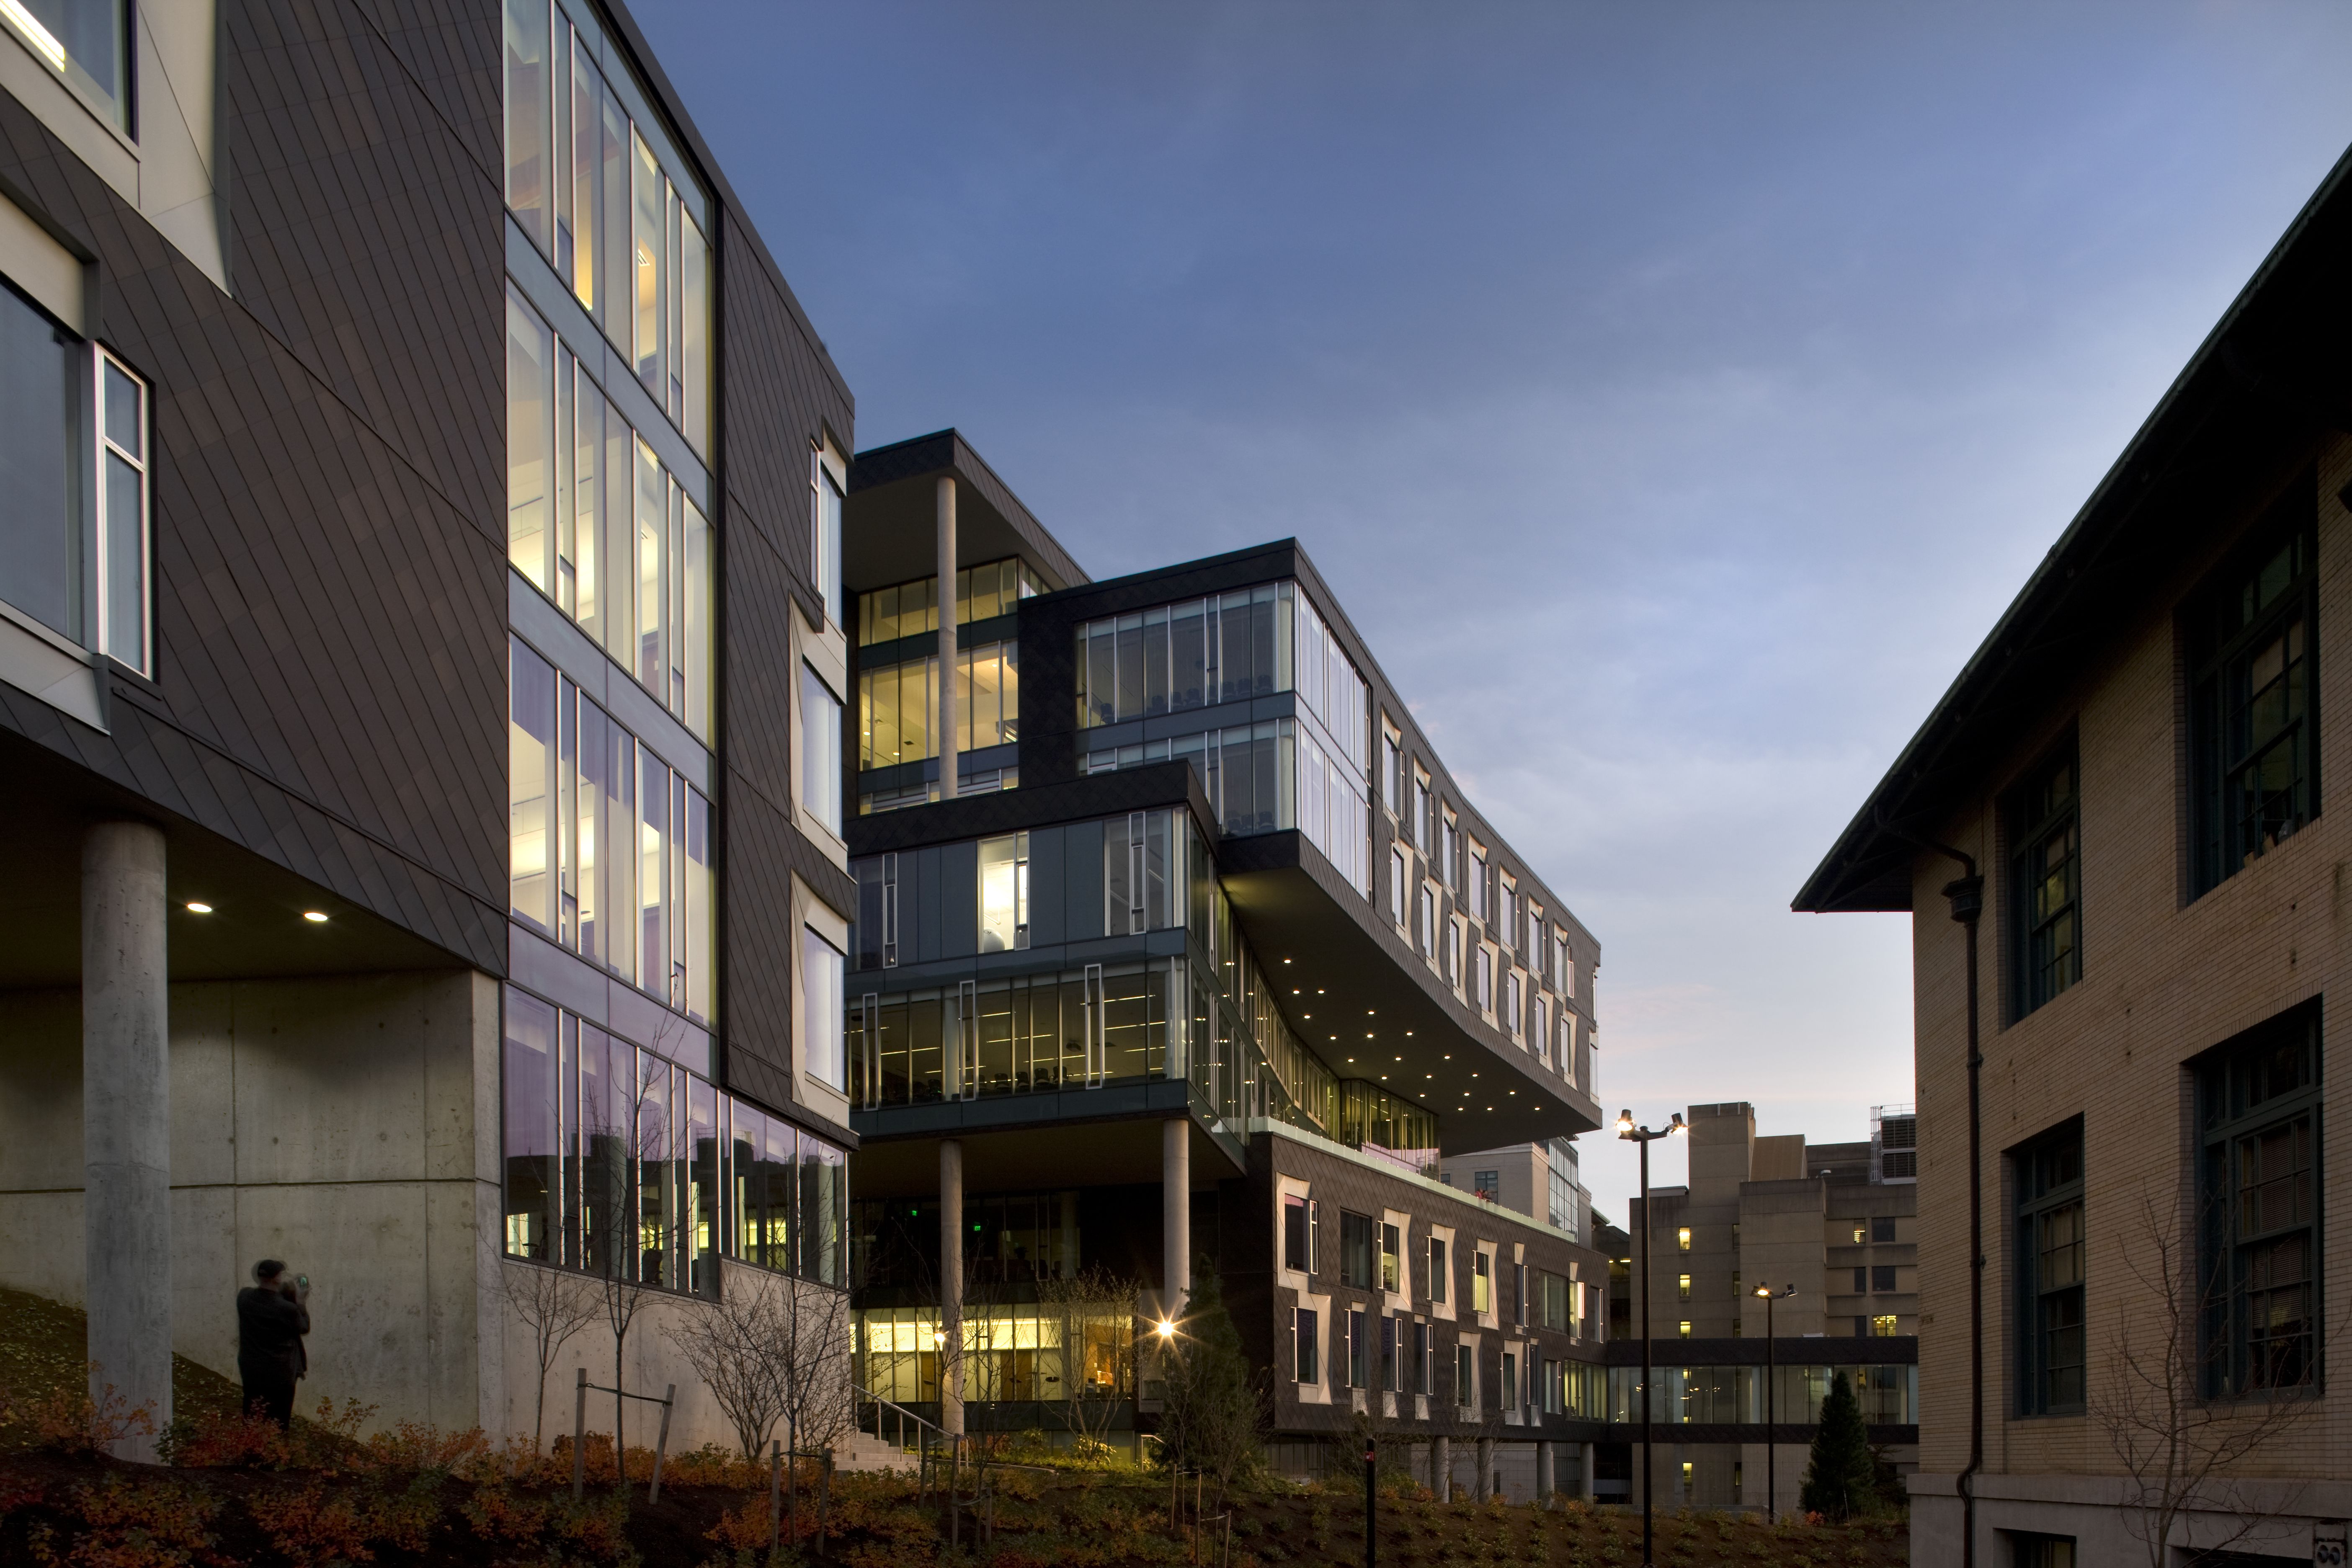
2008 743 2081 1017
1292 1308 1319 1383
6 0 128 132
2014 1118 2084 1415
510 637 713 1021
500 987 846 1289
504 0 710 454
859 642 1018 771
1339 1210 1375 1289
2190 492 2317 896
979 832 1029 953
0 285 150 675
802 928 846 1089
507 287 713 739
2198 1006 2320 1397
1282 1194 1311 1272
1104 809 1192 935
857 559 1042 647
801 662 843 835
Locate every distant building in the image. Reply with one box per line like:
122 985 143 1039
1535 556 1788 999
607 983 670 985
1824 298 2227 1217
1435 1136 1590 1245
1600 1102 1918 1514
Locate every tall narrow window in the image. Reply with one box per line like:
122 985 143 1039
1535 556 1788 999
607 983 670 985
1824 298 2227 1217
800 663 842 835
1389 848 1407 929
1413 770 1431 855
509 640 557 929
1293 1308 1319 1382
812 454 843 627
2014 1116 2085 1414
978 832 1029 952
1417 886 1435 959
802 927 846 1089
1427 1236 1447 1303
2197 1006 2320 1396
1283 1195 1311 1272
2008 741 2081 1017
2191 490 2317 895
503 0 551 251
95 349 149 673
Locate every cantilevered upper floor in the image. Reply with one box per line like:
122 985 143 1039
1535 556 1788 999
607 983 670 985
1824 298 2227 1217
838 434 1604 1160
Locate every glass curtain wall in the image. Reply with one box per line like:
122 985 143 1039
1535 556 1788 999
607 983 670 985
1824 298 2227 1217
858 559 1045 646
504 0 710 455
1603 1364 1918 1426
1076 581 1369 895
507 286 713 741
511 636 714 1023
501 987 848 1289
859 642 1018 769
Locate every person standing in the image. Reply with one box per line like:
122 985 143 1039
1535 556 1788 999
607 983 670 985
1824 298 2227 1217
236 1259 309 1428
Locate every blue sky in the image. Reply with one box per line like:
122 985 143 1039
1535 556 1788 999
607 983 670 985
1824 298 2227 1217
634 0 2352 1226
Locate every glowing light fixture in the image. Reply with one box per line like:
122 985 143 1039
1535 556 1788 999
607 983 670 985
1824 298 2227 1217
185 902 213 914
302 911 329 923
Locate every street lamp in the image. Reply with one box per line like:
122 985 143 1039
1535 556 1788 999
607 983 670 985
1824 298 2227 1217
1618 1109 1684 1568
1751 1283 1796 1522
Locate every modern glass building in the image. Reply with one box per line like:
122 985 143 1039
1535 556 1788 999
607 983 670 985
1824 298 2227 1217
836 430 1614 1494
0 0 855 1459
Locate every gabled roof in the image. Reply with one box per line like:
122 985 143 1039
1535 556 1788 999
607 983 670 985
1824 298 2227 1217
1795 143 2352 914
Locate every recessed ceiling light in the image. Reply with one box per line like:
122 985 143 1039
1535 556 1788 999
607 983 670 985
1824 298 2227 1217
302 911 329 923
184 902 213 914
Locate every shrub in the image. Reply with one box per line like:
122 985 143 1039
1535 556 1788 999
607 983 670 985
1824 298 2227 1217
36 1473 221 1568
247 1482 371 1566
21 1380 155 1457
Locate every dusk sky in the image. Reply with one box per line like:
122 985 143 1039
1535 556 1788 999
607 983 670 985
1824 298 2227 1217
634 0 2352 1226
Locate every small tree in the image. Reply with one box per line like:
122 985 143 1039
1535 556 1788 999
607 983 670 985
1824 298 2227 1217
778 1277 856 1460
1038 1266 1142 1459
1157 1270 1266 1506
501 1259 602 1454
583 1029 689 1480
2094 1191 2321 1567
664 1271 792 1461
1799 1370 1876 1519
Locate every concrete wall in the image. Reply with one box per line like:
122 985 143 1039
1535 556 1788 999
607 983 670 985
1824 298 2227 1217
0 969 856 1455
0 971 503 1432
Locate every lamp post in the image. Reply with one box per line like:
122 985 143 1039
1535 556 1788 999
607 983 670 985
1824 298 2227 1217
1617 1109 1684 1568
1751 1283 1795 1523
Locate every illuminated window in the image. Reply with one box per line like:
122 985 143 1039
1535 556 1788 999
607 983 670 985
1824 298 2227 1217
1677 1273 1691 1302
1677 1320 1692 1340
1871 1314 1899 1337
1677 1227 1691 1252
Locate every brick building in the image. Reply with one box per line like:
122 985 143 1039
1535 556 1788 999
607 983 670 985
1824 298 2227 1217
1799 147 2352 1563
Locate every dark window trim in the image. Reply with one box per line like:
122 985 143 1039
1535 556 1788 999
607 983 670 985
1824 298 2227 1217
2194 1001 2322 1399
2006 733 2082 1021
2188 480 2319 899
2012 1115 2086 1416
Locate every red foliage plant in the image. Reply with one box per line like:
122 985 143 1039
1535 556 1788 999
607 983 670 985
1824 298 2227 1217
35 1473 224 1568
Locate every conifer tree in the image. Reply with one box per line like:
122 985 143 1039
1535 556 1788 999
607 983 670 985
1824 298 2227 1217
1157 1269 1266 1504
1800 1369 1878 1520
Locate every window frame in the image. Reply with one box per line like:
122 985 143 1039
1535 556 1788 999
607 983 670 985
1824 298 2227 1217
93 346 151 675
2189 487 2320 897
2006 738 2082 1019
2196 1006 2322 1399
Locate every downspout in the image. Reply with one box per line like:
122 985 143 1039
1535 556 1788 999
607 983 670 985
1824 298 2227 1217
1877 809 1984 1568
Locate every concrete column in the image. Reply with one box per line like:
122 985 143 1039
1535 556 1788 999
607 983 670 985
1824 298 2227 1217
1535 1440 1553 1506
1579 1441 1596 1502
939 1139 963 1436
1431 1434 1450 1499
1476 1435 1496 1500
1162 1118 1189 1305
935 475 958 801
83 820 170 1462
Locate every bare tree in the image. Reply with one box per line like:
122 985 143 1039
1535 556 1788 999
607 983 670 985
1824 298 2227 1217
501 1259 602 1454
2092 1191 2320 1566
779 1277 856 1459
665 1270 792 1461
582 1027 691 1478
1038 1266 1142 1459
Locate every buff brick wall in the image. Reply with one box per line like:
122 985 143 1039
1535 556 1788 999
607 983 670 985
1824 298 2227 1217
1907 434 2352 1485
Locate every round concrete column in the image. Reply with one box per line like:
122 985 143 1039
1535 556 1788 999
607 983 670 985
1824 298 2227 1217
1162 1119 1189 1305
83 820 170 1462
939 1138 964 1436
1536 1439 1553 1506
1430 1434 1450 1498
1476 1435 1496 1499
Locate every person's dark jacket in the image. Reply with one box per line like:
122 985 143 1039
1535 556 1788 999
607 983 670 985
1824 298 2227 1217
236 1286 309 1383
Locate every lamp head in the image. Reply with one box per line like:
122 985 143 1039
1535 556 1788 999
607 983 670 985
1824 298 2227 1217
1155 1318 1177 1341
1615 1109 1635 1137
1668 1113 1687 1136
1752 1283 1770 1299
